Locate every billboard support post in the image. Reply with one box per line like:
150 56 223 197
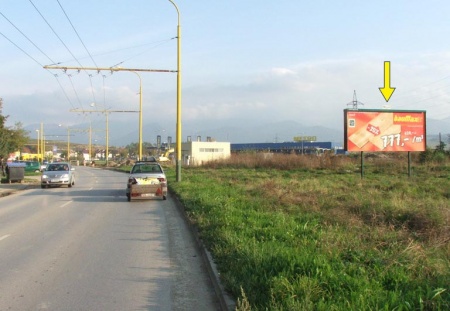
408 151 412 177
344 109 426 179
344 109 426 152
360 151 364 179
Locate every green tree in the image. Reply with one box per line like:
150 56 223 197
0 98 29 159
125 142 139 158
60 151 67 160
435 140 446 152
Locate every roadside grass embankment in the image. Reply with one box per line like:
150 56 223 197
1 170 42 184
167 153 449 310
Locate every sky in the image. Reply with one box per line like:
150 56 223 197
1 0 450 145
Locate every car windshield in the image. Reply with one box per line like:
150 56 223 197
132 164 162 174
48 164 69 171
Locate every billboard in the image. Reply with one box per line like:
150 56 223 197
344 109 426 152
293 136 317 142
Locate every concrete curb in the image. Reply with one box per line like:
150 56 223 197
0 177 40 197
169 188 236 311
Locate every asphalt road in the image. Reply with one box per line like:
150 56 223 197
0 166 220 311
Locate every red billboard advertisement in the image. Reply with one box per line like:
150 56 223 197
344 109 426 152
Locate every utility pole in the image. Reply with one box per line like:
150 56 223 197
43 65 176 161
168 0 182 182
70 108 139 165
63 127 98 164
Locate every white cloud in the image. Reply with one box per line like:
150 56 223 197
195 100 266 120
3 53 450 141
178 54 450 133
270 67 296 76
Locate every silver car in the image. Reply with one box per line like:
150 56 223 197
41 162 75 188
126 161 167 201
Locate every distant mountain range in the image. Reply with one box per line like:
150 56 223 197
184 121 343 145
24 116 450 148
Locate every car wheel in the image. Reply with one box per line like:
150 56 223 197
41 185 46 189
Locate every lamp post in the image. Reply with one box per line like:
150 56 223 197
130 71 143 161
89 103 110 166
43 66 173 163
70 107 139 165
168 0 182 181
67 127 71 161
36 129 40 161
89 122 92 162
58 124 72 161
105 112 109 166
40 122 44 161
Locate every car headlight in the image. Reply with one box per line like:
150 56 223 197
42 174 48 179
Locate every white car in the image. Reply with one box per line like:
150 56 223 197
40 161 48 172
41 162 75 188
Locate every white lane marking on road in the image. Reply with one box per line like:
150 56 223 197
60 201 72 208
0 234 11 241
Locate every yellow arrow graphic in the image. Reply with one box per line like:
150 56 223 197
379 61 396 102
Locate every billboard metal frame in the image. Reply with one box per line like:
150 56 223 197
344 109 427 178
344 109 427 152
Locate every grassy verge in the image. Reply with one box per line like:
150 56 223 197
0 170 41 183
167 154 449 310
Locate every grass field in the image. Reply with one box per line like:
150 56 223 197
166 153 449 310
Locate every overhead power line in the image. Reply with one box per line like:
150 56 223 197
67 74 84 111
28 0 84 70
53 74 76 110
1 1 179 126
0 11 57 65
0 13 81 116
0 31 44 67
56 0 98 68
28 0 105 113
109 38 175 68
88 74 97 105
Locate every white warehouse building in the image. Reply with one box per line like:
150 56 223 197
181 141 231 166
